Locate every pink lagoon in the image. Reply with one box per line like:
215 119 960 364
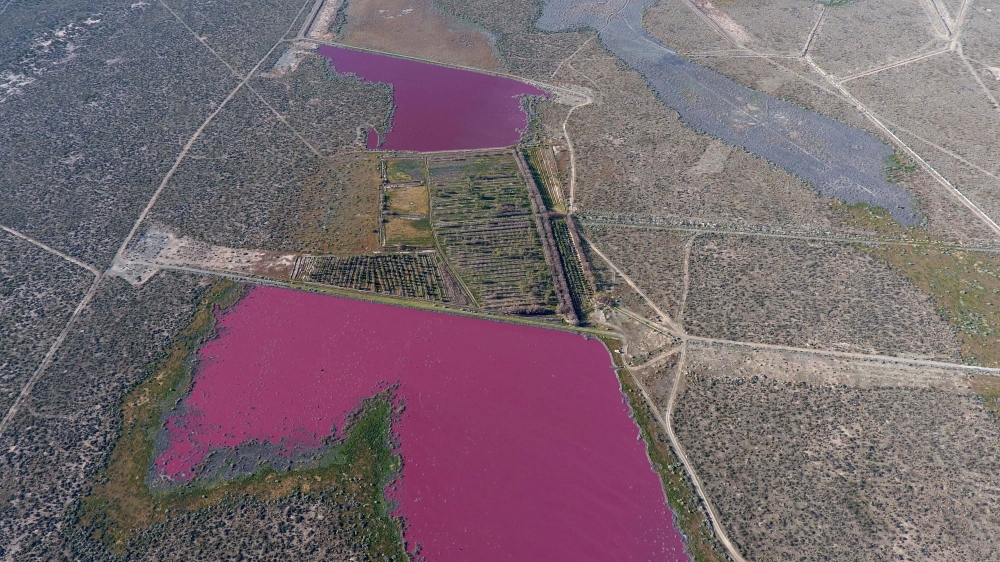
154 286 686 560
317 45 545 152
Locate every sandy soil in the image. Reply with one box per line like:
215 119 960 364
124 224 298 280
339 0 500 69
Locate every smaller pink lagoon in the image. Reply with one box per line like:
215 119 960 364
317 45 545 152
155 287 686 561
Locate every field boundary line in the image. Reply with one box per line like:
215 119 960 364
1 225 100 276
688 335 1000 373
801 5 825 57
121 259 617 337
837 48 949 84
577 220 1000 251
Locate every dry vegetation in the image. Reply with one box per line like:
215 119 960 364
581 224 691 321
336 0 501 69
0 231 93 415
282 153 382 255
672 342 1000 561
385 186 429 216
383 180 433 247
808 0 940 78
384 217 434 247
684 233 960 358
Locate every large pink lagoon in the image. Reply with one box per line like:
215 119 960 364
155 287 686 560
317 45 545 152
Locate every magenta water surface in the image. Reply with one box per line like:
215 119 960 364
317 45 545 152
155 286 686 560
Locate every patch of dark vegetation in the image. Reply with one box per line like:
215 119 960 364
552 218 592 317
299 253 448 301
74 280 406 560
522 148 556 211
884 152 918 183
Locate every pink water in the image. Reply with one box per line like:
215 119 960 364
317 45 545 152
155 286 686 560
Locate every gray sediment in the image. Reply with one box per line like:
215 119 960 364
537 0 920 226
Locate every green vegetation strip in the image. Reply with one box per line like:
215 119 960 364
76 280 407 559
839 203 1000 368
839 202 1000 427
603 338 728 562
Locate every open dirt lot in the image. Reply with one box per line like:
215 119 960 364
672 341 1000 561
385 185 429 216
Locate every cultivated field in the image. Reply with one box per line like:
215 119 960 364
428 152 557 314
384 157 425 185
383 172 433 247
297 253 449 301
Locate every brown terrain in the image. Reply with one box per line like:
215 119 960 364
338 0 501 69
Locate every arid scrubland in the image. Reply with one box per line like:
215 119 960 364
6 0 1000 558
149 84 382 255
0 231 93 415
684 234 960 358
1 273 206 558
252 52 394 156
672 342 1000 561
581 224 690 320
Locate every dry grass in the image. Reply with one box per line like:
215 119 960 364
385 185 429 216
281 152 381 254
384 217 433 246
338 0 500 69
